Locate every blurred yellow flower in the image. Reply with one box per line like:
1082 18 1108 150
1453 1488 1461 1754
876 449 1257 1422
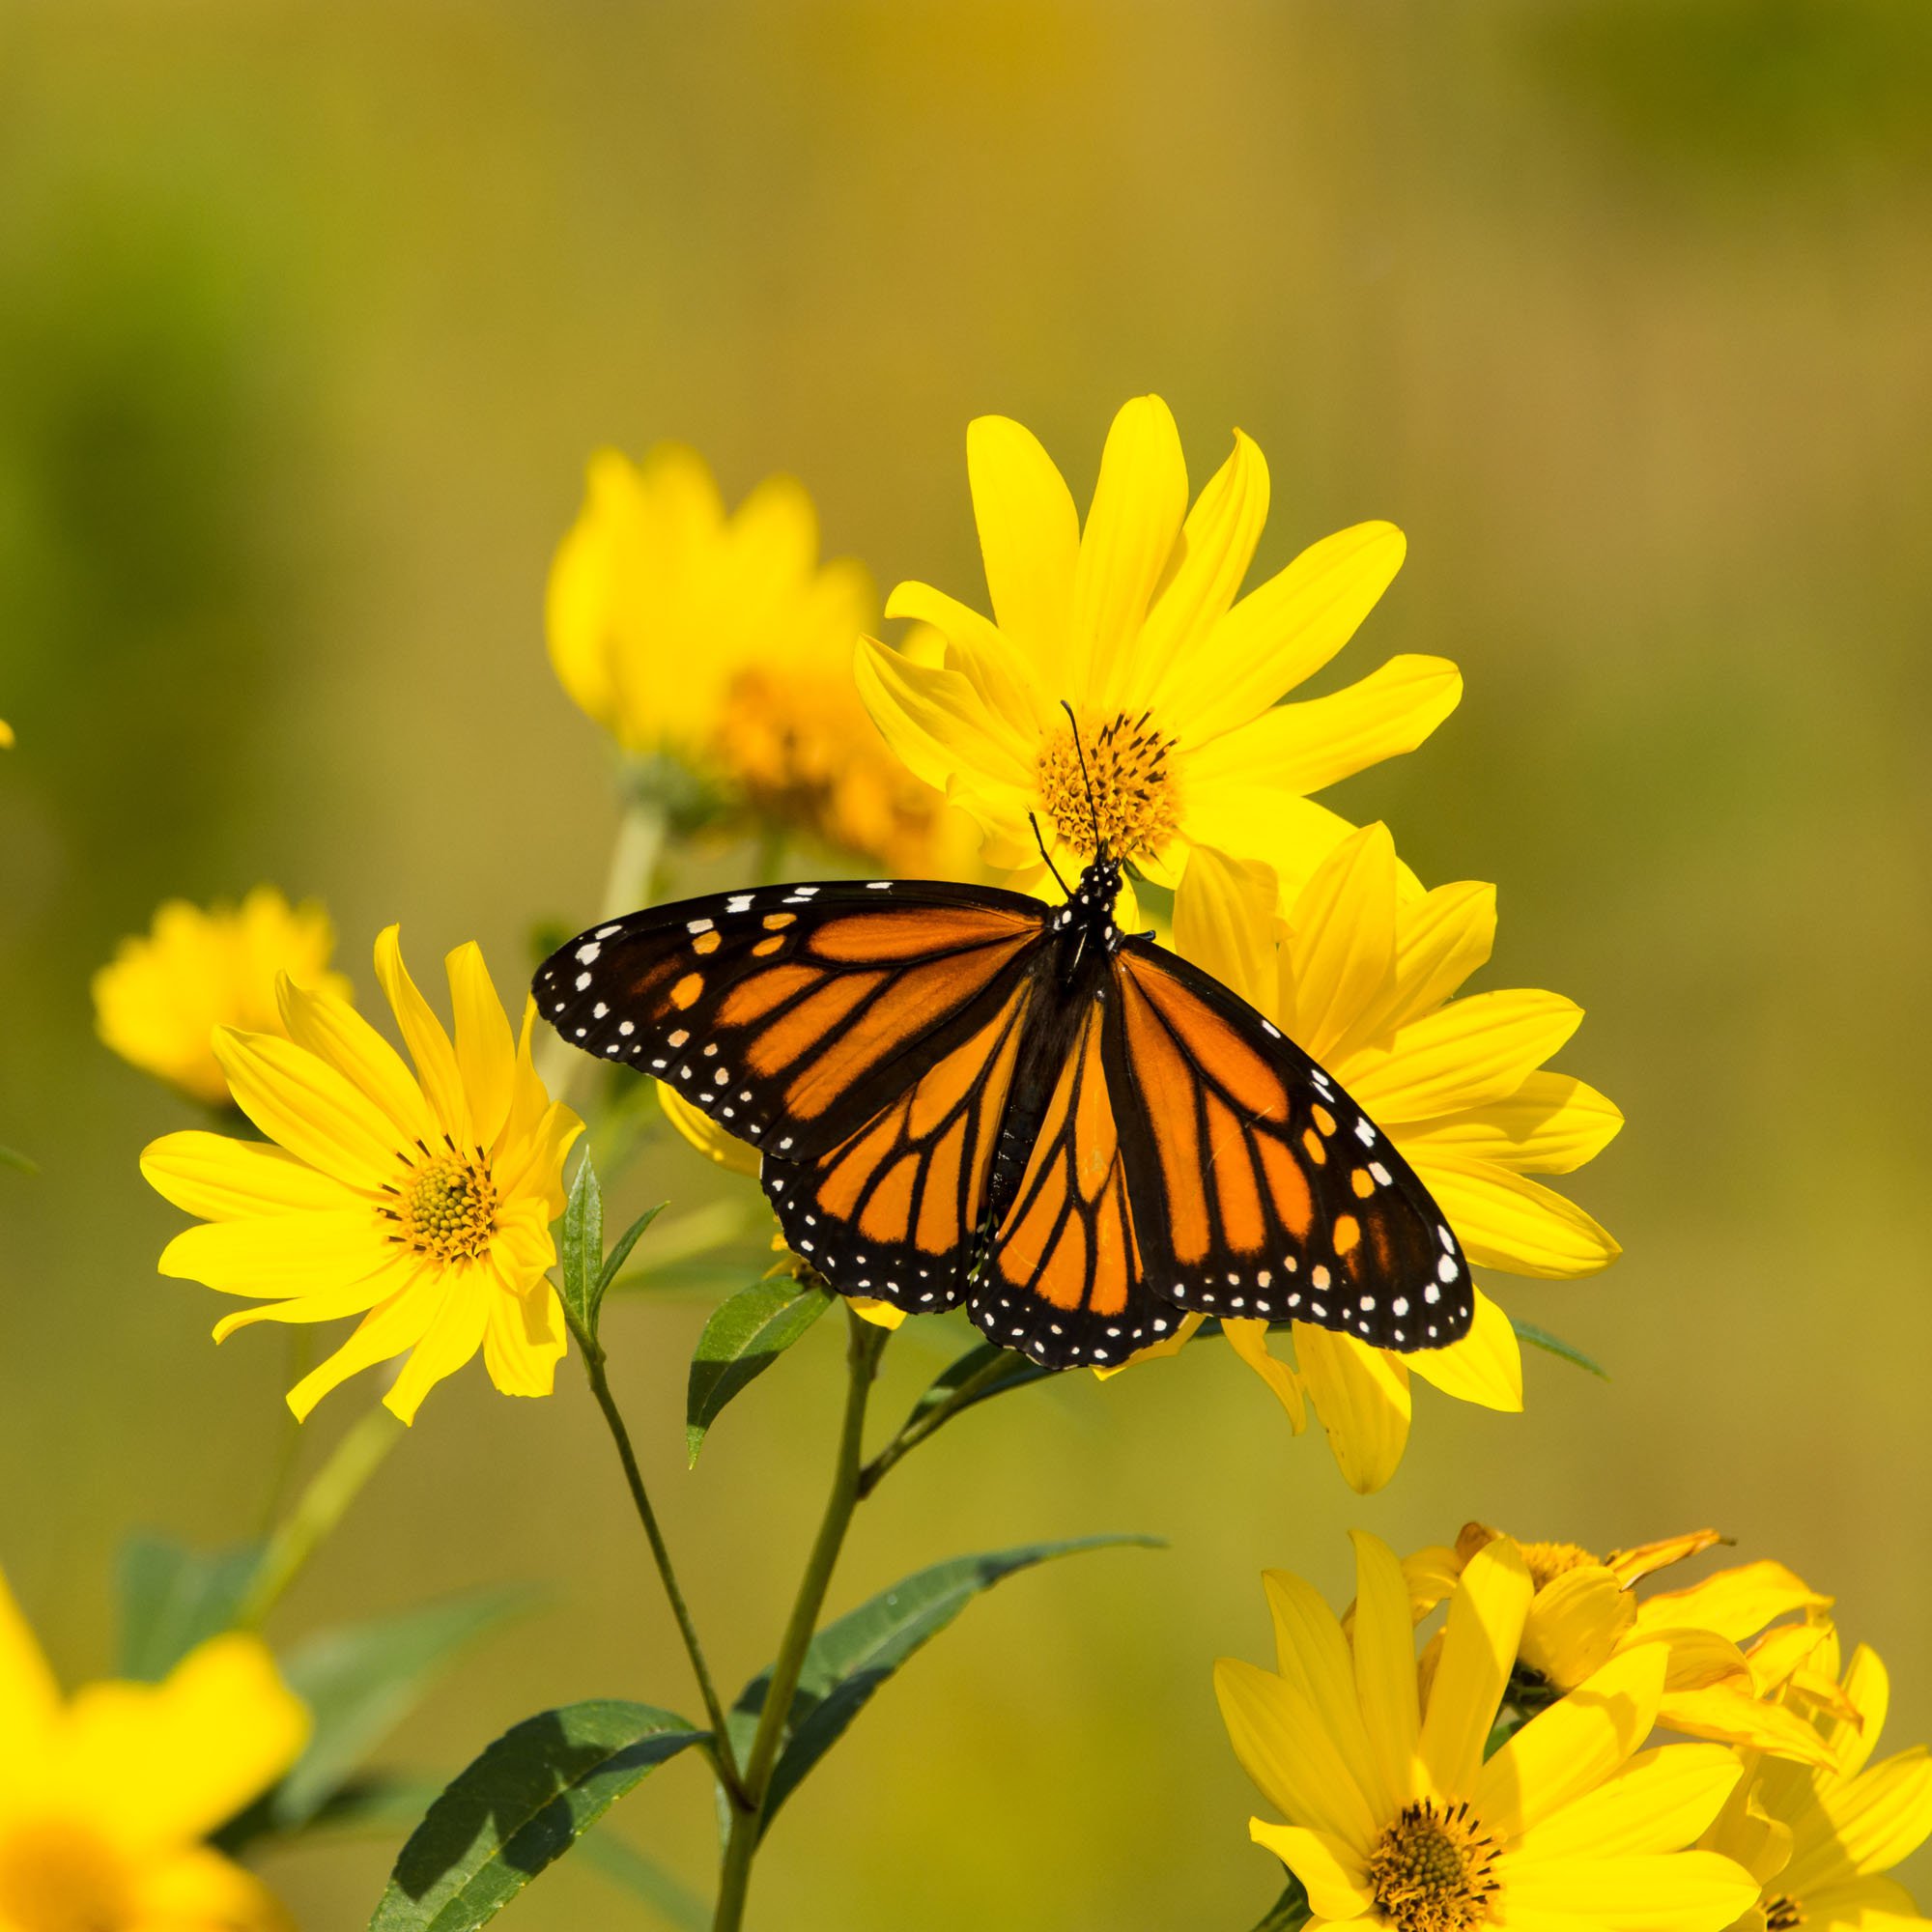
0 718 13 748
141 927 583 1424
1710 1633 1932 1932
1168 820 1621 1492
94 889 350 1108
1406 1525 1843 1771
857 394 1457 911
0 1569 305 1932
548 443 973 873
1216 1533 1758 1932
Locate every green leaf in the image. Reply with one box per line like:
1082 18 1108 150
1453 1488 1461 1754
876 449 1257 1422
598 1203 667 1298
685 1279 834 1466
1511 1318 1610 1380
367 1701 706 1932
283 1773 445 1838
734 1534 1160 1831
558 1155 605 1341
0 1143 37 1175
1249 1871 1313 1931
229 1587 535 1841
860 1340 1053 1493
116 1535 263 1680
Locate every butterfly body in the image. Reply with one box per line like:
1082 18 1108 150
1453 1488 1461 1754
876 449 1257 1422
535 858 1471 1371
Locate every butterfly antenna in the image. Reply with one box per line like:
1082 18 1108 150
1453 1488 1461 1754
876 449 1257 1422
1059 699 1105 858
1029 812 1074 898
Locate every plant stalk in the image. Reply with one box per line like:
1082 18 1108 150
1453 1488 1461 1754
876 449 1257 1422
712 1308 886 1930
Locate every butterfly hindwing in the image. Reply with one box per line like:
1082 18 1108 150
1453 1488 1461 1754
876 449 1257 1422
1106 941 1473 1350
534 880 1048 1161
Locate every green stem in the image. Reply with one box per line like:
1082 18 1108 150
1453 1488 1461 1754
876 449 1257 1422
713 1309 886 1931
237 1403 404 1629
536 795 668 1102
569 1309 747 1806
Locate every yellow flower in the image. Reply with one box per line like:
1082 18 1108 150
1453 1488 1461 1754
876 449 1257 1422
1406 1526 1843 1772
1158 821 1618 1490
94 889 351 1108
141 927 583 1424
548 443 973 872
1708 1632 1932 1932
0 1569 306 1932
857 394 1458 912
1216 1533 1760 1932
0 719 13 748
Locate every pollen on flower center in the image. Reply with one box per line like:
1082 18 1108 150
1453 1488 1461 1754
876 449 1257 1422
1037 709 1179 861
1366 1800 1501 1932
1765 1897 1805 1931
1515 1540 1599 1589
386 1151 498 1264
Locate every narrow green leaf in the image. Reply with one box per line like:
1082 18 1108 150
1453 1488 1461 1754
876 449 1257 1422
228 1587 536 1841
685 1279 834 1466
598 1203 667 1297
115 1535 263 1681
1249 1871 1314 1931
574 1830 708 1930
558 1155 605 1341
367 1700 706 1932
735 1534 1160 1830
0 1144 37 1175
1511 1318 1610 1381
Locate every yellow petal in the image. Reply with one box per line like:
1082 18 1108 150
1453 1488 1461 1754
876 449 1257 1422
1179 521 1407 745
1369 880 1498 1035
1634 1563 1833 1647
141 1131 358 1221
1264 1569 1390 1815
158 1211 388 1298
1477 1645 1667 1839
1417 1538 1532 1802
1212 1658 1380 1852
1122 428 1270 712
1102 1309 1207 1378
1282 825 1400 1066
285 1278 440 1420
1295 1325 1411 1494
372 925 470 1146
852 633 1038 797
384 1273 493 1423
965 413 1080 683
849 1296 906 1330
1246 1822 1373 1920
1781 1753 1932 1891
1515 1564 1634 1691
1350 1531 1422 1810
128 1845 297 1932
1401 1546 1465 1621
0 1569 59 1765
1402 1073 1625 1177
1826 1645 1891 1779
1223 1318 1308 1431
490 1196 558 1291
1606 1531 1728 1589
211 1254 417 1341
1069 395 1187 696
1184 655 1462 799
885 582 1048 742
1656 1684 1839 1769
1172 846 1278 1014
1747 1623 1835 1699
59 1634 308 1850
273 974 434 1149
1406 1287 1522 1411
661 1083 762 1179
1796 1875 1925 1931
1510 1744 1742 1862
1498 1851 1761 1929
447 944 516 1151
1347 990 1583 1124
212 1029 402 1190
1406 1152 1622 1278
1182 789 1370 908
482 1281 567 1398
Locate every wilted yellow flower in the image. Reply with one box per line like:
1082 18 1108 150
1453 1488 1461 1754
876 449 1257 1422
1406 1525 1843 1771
1163 821 1621 1491
141 927 582 1423
1709 1632 1932 1932
857 394 1457 914
0 1569 306 1932
94 889 350 1108
1216 1534 1758 1932
548 443 973 873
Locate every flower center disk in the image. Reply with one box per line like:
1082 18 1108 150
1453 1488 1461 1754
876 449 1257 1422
1366 1799 1501 1932
1037 709 1179 862
1765 1898 1804 1932
392 1152 498 1264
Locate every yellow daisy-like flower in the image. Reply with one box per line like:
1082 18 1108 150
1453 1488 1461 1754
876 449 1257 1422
0 1569 306 1932
95 888 351 1108
0 718 14 748
1216 1534 1759 1932
1164 820 1620 1491
1709 1632 1932 1932
857 394 1459 912
141 927 583 1424
1406 1526 1843 1772
549 443 973 874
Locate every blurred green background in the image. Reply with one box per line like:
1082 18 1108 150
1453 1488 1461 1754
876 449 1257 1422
5 2 1932 1925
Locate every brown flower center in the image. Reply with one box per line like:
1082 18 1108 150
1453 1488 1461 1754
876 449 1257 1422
387 1151 497 1264
1766 1897 1804 1931
1037 709 1179 862
1366 1799 1501 1932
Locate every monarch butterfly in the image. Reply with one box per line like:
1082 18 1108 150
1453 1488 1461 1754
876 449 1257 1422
535 812 1473 1373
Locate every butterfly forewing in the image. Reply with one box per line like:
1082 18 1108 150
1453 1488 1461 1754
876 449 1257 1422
1105 941 1473 1350
534 881 1048 1160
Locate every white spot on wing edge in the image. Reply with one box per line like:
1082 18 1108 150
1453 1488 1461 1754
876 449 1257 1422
576 942 601 964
